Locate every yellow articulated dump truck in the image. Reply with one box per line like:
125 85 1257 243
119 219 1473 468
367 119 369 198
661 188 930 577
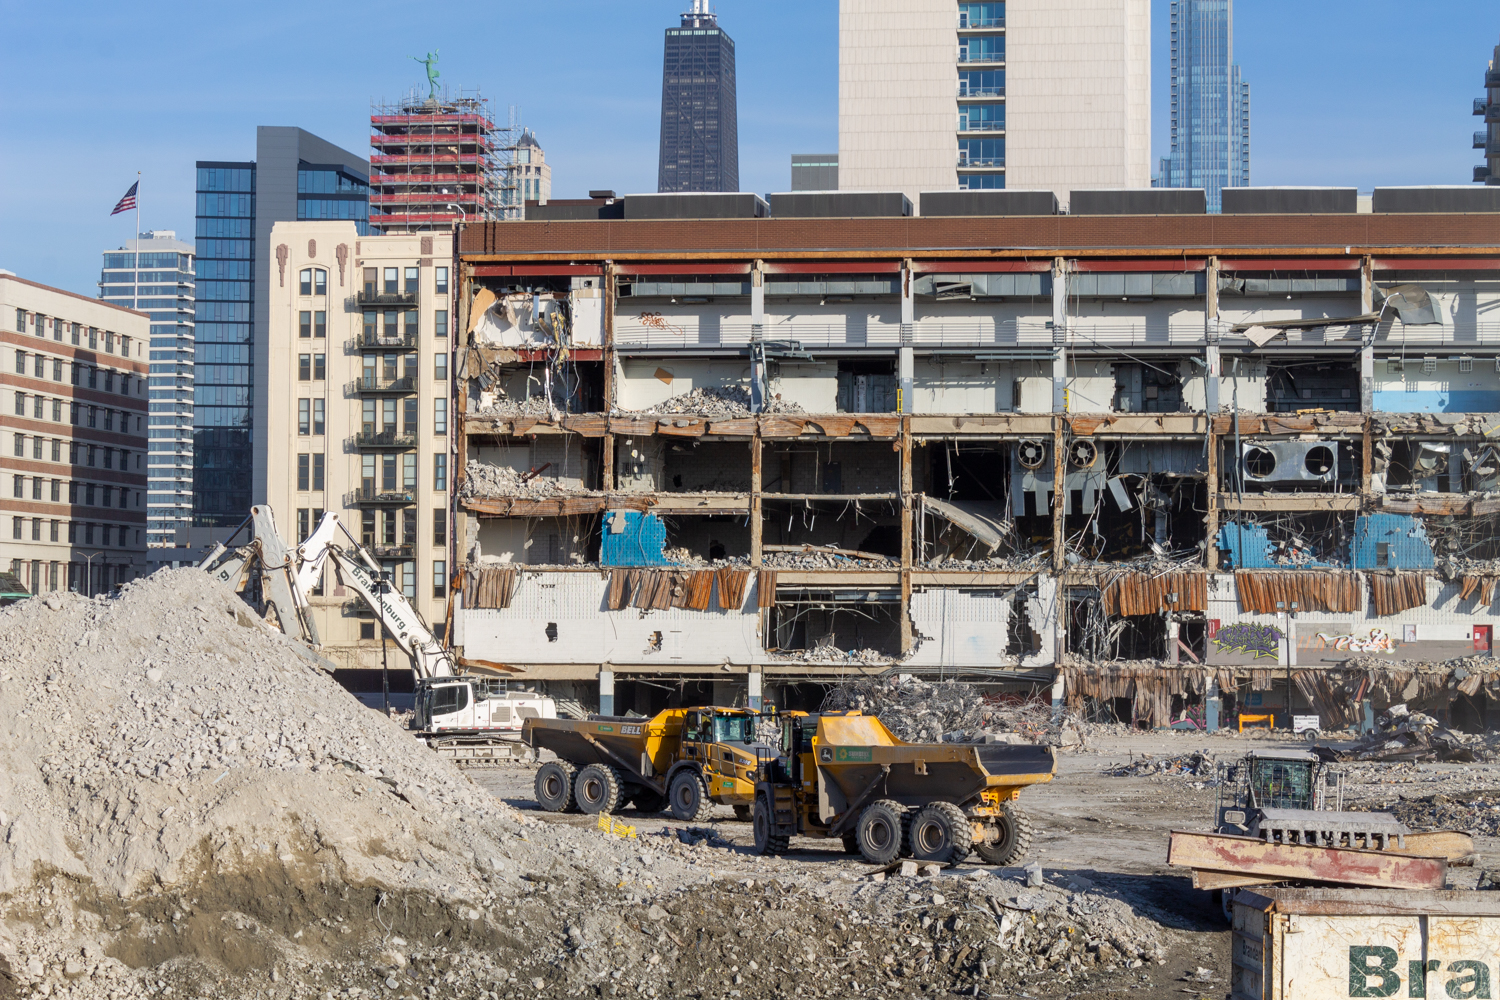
521 707 765 822
751 711 1056 866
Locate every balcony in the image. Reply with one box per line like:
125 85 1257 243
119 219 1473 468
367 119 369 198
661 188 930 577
356 329 419 349
1478 131 1492 149
1479 98 1493 116
957 156 1006 168
958 16 1004 28
958 119 1006 134
356 290 417 307
354 429 417 450
348 486 416 506
1478 166 1494 183
351 375 416 395
369 543 415 560
1488 70 1500 89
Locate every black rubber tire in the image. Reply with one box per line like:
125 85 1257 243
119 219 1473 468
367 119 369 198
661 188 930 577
573 763 623 815
534 760 579 813
668 769 714 822
629 789 667 815
909 801 975 865
733 804 751 822
752 794 789 855
975 802 1034 866
856 799 906 865
900 809 915 857
1217 888 1235 924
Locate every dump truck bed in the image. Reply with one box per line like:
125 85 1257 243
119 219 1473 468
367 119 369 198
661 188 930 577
523 714 674 778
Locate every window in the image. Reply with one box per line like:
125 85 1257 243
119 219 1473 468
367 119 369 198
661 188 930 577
314 311 326 337
958 2 1005 28
14 351 25 374
958 34 1005 63
88 328 97 350
361 510 376 546
383 268 398 293
31 436 41 459
312 453 325 491
12 475 22 497
51 400 60 422
362 400 376 434
435 267 449 294
103 409 113 431
433 559 447 598
298 354 311 380
34 396 44 420
403 351 418 380
300 269 313 296
434 398 447 434
52 358 61 381
404 267 419 293
362 311 376 340
381 509 397 545
297 454 310 491
12 434 22 457
68 482 77 503
85 484 95 505
32 355 43 379
434 454 447 491
297 508 310 542
383 310 398 338
299 311 312 338
363 268 377 296
67 521 76 543
87 367 96 389
433 507 447 545
958 173 1006 190
402 508 417 546
86 445 96 467
14 309 23 333
71 325 80 346
11 517 20 540
382 454 397 491
434 352 448 382
103 448 113 470
314 270 327 296
958 138 1005 167
298 398 310 435
313 398 325 435
31 518 40 541
50 480 58 502
313 354 325 380
404 310 419 338
402 453 416 489
434 310 448 338
401 561 416 599
50 439 59 462
13 393 23 416
403 397 417 434
49 521 58 543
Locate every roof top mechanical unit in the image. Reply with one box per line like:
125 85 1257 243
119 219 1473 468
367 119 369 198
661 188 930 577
1240 442 1339 485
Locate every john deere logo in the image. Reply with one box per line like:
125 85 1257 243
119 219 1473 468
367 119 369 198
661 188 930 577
835 747 874 763
819 747 833 763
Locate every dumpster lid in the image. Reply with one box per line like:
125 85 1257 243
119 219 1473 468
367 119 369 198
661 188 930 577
1237 888 1500 916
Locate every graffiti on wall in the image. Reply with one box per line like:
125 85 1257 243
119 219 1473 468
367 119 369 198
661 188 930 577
1212 622 1284 659
1314 628 1396 653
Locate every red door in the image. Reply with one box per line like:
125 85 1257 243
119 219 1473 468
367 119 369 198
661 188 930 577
1475 626 1492 652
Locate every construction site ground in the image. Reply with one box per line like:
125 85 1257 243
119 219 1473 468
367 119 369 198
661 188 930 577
471 729 1500 999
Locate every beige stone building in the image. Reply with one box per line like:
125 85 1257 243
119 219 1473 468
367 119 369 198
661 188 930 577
264 223 453 670
839 0 1151 208
0 273 150 595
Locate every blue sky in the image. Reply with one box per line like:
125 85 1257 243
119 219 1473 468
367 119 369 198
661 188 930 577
0 0 1494 295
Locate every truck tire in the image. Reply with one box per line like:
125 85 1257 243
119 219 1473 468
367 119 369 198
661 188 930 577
975 802 1034 866
668 769 713 822
855 800 906 865
752 794 789 855
629 789 667 815
841 833 860 855
534 760 579 813
909 802 974 865
574 764 623 815
733 804 751 822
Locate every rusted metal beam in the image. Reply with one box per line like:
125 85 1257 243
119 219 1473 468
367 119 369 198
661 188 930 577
1167 831 1448 890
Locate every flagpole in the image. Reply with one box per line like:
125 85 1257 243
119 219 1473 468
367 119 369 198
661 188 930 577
134 171 141 292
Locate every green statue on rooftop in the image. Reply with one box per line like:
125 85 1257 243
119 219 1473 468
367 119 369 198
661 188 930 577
412 50 440 99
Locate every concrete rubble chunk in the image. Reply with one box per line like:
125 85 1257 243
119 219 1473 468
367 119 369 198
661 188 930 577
899 861 919 878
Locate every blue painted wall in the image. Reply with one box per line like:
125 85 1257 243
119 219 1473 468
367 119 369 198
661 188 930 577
1350 513 1435 570
1216 522 1340 570
1372 389 1500 413
600 511 672 567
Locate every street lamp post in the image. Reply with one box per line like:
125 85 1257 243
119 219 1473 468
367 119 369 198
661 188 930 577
374 570 393 717
80 551 104 597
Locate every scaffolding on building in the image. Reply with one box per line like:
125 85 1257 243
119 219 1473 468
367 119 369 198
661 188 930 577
370 87 524 231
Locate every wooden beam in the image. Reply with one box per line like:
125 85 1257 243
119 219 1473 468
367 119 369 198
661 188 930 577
1217 494 1364 512
750 432 763 569
900 415 914 656
1205 418 1220 571
1052 415 1067 572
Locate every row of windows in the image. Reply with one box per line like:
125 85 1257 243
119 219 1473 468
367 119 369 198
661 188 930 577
196 239 254 260
296 453 326 491
13 394 142 433
197 167 255 193
10 518 139 548
197 259 251 280
297 169 367 196
357 452 450 491
345 398 449 436
197 192 255 218
11 476 142 508
297 198 369 222
299 312 328 338
299 269 328 296
362 267 449 295
101 253 190 271
362 310 448 338
197 218 253 239
14 312 134 355
297 354 327 381
12 434 137 470
357 352 448 382
15 351 142 394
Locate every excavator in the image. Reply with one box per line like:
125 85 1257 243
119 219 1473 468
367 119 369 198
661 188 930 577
197 506 555 764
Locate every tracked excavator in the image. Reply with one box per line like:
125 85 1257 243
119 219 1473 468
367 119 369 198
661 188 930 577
197 506 554 764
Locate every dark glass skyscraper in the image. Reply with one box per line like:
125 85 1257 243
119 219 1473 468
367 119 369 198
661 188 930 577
658 1 739 192
1155 0 1250 213
193 128 367 525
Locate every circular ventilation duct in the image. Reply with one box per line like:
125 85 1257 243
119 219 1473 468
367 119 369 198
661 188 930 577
1243 447 1277 480
1016 439 1048 470
1304 445 1336 477
1068 440 1099 469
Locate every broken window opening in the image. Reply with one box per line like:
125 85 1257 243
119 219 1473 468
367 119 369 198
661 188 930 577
656 514 751 566
1266 359 1359 413
761 498 903 568
465 436 603 496
836 360 898 413
1216 511 1354 570
1112 362 1185 413
762 440 898 495
659 440 754 493
1381 438 1499 494
1005 584 1042 657
470 356 604 418
471 514 600 568
1068 475 1207 562
766 592 904 659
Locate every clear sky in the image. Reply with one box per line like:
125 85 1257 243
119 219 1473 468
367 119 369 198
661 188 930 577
0 0 1495 296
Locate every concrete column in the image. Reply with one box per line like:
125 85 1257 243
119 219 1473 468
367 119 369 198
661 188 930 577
1360 256 1375 413
750 260 766 413
599 668 615 717
899 261 914 413
1051 258 1068 413
1168 619 1180 664
748 669 763 712
1206 679 1221 733
1204 256 1221 413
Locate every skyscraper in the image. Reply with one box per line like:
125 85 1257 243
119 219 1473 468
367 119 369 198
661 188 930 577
1476 37 1499 186
658 1 739 193
194 128 368 526
97 231 195 548
1155 0 1250 212
838 0 1151 209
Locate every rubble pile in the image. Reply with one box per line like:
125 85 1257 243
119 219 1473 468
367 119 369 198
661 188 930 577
1103 752 1215 778
1361 790 1500 838
762 549 895 570
632 385 806 417
472 393 557 418
660 546 752 568
772 645 893 666
823 677 989 743
458 460 598 500
1314 703 1476 763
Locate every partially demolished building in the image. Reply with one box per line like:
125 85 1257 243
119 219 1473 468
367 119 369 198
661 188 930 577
449 186 1500 730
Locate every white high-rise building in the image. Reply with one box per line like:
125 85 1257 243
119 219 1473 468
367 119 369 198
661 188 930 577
838 0 1151 209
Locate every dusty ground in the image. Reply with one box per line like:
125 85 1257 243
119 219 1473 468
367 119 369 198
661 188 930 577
472 727 1500 1000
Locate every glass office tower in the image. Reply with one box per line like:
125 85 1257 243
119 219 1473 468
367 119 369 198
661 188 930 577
98 231 196 549
193 128 367 527
658 0 739 192
1155 0 1251 212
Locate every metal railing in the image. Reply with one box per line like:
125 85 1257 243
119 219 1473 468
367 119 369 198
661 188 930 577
355 290 417 307
957 52 1006 64
958 120 1006 133
347 487 416 505
351 375 416 394
959 16 1005 28
957 156 1006 167
356 330 418 349
1477 98 1491 116
369 543 414 560
1477 131 1492 149
353 429 417 449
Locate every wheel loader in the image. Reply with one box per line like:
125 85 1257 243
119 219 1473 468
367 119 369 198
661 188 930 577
522 706 768 821
750 711 1056 866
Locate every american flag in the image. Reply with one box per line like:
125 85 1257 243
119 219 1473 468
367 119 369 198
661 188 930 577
111 181 138 216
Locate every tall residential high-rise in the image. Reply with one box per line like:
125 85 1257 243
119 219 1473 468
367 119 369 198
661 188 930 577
1155 0 1250 212
370 93 503 231
791 154 840 191
98 231 195 550
510 130 552 209
194 128 368 527
1476 38 1499 185
839 0 1150 209
2 273 150 595
658 1 739 193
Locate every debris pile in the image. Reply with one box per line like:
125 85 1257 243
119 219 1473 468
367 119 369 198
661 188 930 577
633 385 806 417
823 677 988 743
472 393 558 418
458 460 599 500
1315 704 1476 763
762 548 895 570
772 645 893 666
1103 752 1214 778
660 546 752 568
